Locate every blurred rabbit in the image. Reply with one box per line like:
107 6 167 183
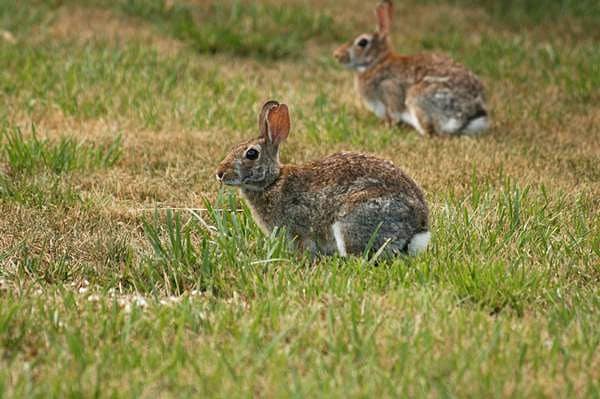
333 0 489 136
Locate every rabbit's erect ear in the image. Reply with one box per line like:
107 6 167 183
259 100 280 139
376 0 393 36
266 103 290 146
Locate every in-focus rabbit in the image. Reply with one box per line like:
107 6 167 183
333 0 489 136
216 100 430 258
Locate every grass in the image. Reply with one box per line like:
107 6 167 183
0 0 599 397
427 0 600 31
117 0 345 59
2 126 122 175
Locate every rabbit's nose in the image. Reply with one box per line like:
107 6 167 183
333 46 350 63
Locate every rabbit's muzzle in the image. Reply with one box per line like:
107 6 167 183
333 44 351 65
216 160 266 188
215 162 240 186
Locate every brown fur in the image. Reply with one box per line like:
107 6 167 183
333 0 489 136
216 101 430 258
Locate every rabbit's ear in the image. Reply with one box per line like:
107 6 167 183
266 103 290 146
259 100 280 139
376 0 393 36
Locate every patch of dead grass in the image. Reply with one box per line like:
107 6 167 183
47 5 184 55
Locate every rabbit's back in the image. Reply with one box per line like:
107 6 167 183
360 52 483 98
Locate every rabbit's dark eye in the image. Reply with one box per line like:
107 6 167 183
357 38 369 47
245 148 259 160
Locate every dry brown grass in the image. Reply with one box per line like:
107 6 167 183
47 5 184 54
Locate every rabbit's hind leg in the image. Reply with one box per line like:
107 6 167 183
336 197 417 257
405 104 435 136
404 90 437 136
407 82 472 136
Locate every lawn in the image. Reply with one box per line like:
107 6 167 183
0 0 599 397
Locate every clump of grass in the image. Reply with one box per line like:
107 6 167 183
0 125 120 206
136 191 296 296
4 246 79 285
1 126 122 175
0 174 81 207
119 0 345 59
433 175 598 313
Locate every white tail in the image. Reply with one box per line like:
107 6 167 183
408 231 431 255
463 116 489 135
